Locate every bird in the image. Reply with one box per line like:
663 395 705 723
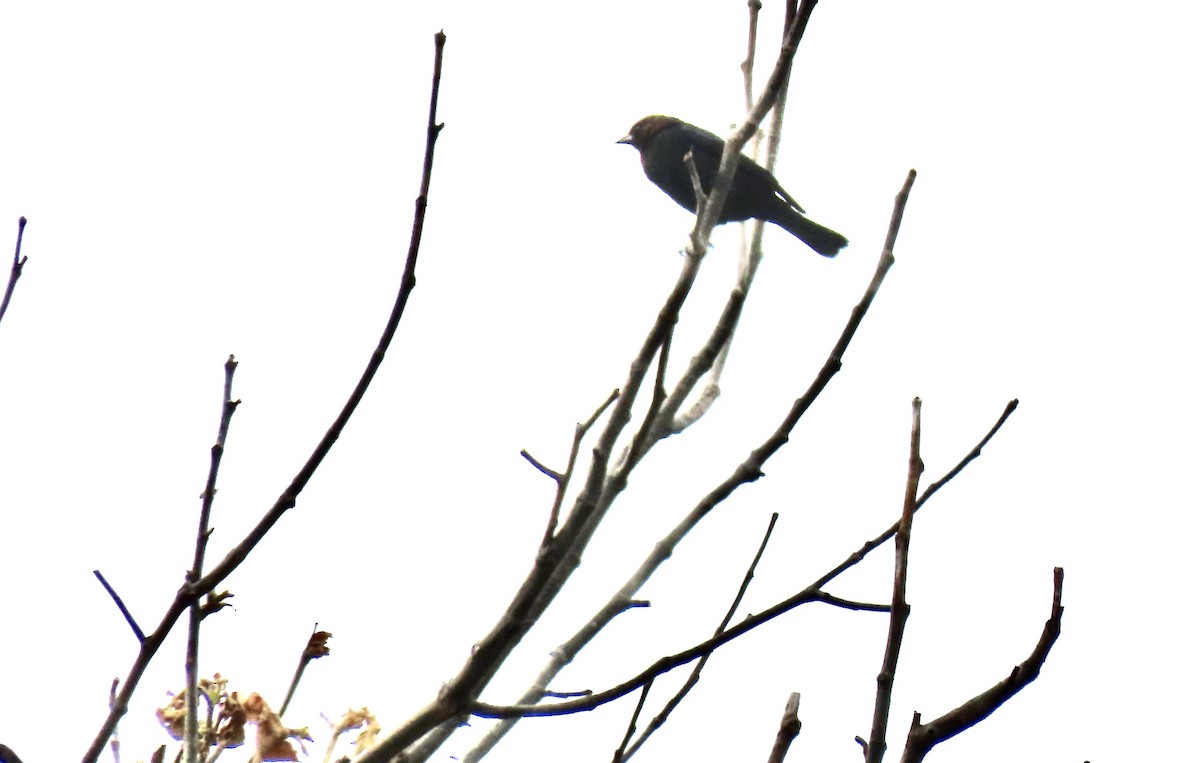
618 115 847 257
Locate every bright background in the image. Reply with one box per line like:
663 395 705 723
1 2 1196 762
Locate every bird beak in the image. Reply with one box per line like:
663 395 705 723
617 133 634 145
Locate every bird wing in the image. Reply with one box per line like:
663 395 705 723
675 124 809 215
771 181 807 215
641 125 725 212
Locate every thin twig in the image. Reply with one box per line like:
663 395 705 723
823 398 1018 604
520 450 561 482
864 398 923 763
683 149 708 214
279 625 332 716
898 568 1065 763
0 216 28 328
707 0 799 408
766 692 801 763
610 682 653 763
80 32 449 763
694 0 819 249
622 513 781 759
610 320 677 478
185 356 240 763
108 679 121 763
814 592 889 613
539 389 620 544
652 286 746 437
741 0 763 113
92 570 145 642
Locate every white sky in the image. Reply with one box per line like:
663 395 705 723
1 2 1197 762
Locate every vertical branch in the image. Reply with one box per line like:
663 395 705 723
766 693 802 763
694 0 818 248
674 0 812 427
865 398 923 763
751 0 799 277
741 0 763 113
108 679 121 763
184 356 241 763
0 216 29 328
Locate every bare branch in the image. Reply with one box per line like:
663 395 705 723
185 355 240 763
667 0 814 430
610 682 653 763
652 286 746 438
766 693 801 763
520 450 562 482
0 216 29 328
383 17 889 762
390 248 709 762
279 626 333 717
542 689 594 700
814 397 1017 596
609 327 674 491
467 394 1017 723
108 679 121 763
622 513 781 759
694 0 819 248
683 148 708 214
898 568 1066 763
92 570 145 643
814 592 889 613
462 167 914 758
741 0 764 113
537 388 620 544
459 170 918 757
80 31 449 763
709 0 801 405
865 398 924 763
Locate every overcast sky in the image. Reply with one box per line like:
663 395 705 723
1 2 1197 762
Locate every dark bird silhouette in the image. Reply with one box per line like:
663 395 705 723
618 115 848 257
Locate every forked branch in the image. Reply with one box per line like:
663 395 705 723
80 31 449 763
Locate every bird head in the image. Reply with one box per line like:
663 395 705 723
617 115 682 150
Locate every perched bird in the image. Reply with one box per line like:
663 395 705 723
618 115 847 257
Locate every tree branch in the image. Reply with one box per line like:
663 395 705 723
620 512 781 759
529 388 620 544
864 398 923 763
898 568 1065 763
92 570 145 642
765 692 801 763
610 682 653 763
467 394 1016 722
79 31 448 763
0 216 28 329
185 355 241 763
459 168 914 758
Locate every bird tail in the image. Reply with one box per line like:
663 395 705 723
773 209 849 257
